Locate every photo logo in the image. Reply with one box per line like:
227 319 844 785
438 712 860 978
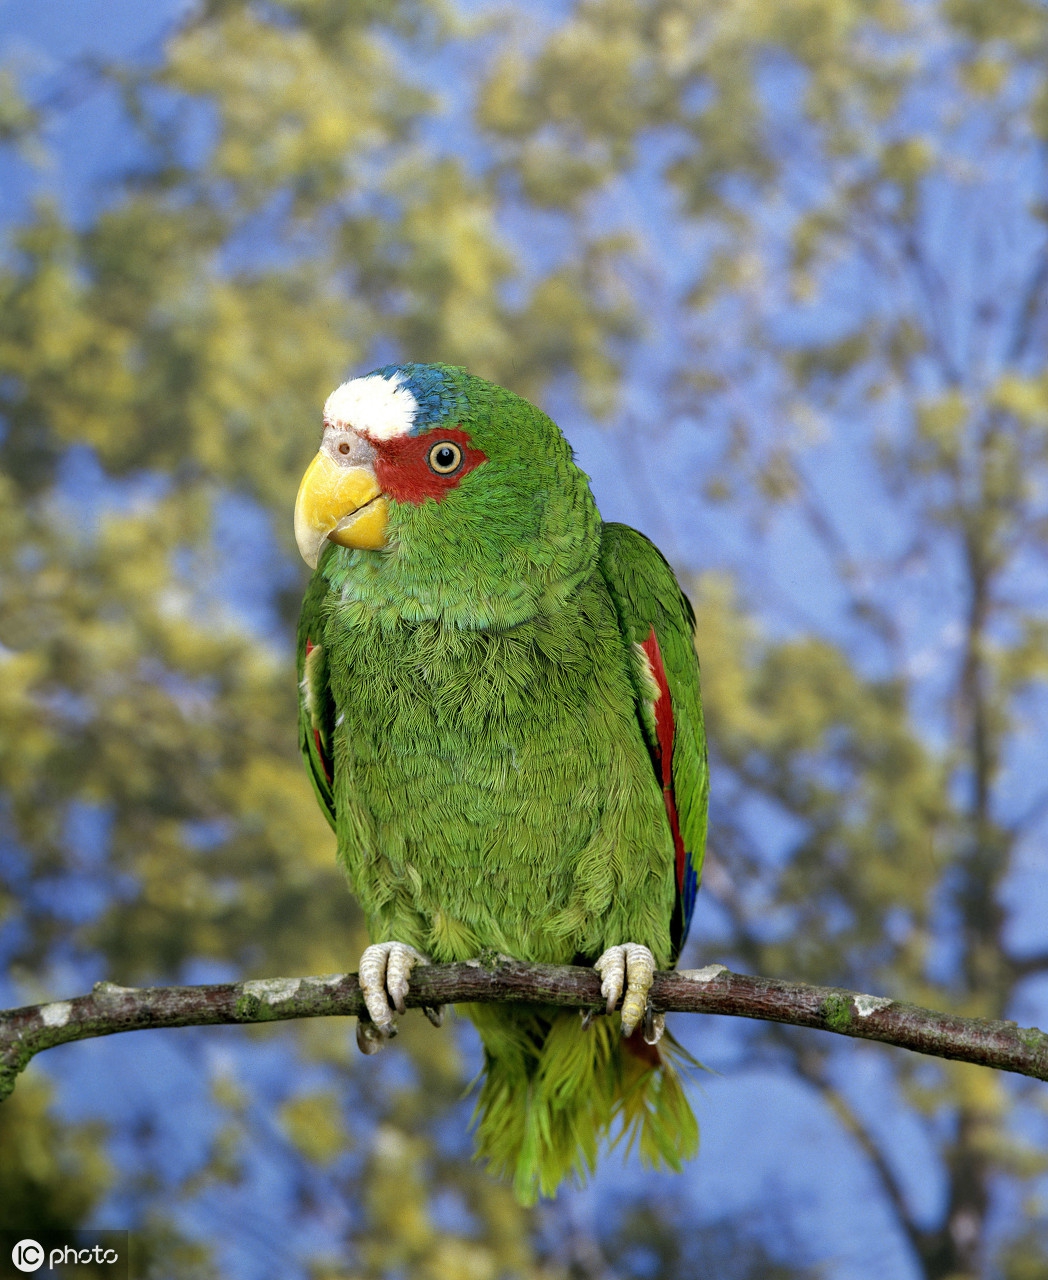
2 1230 127 1277
11 1239 45 1273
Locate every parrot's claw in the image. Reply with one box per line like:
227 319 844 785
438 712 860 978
356 1017 391 1055
423 1004 445 1028
643 1007 666 1046
594 943 658 1038
356 942 430 1047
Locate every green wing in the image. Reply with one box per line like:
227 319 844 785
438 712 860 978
598 522 709 959
296 567 336 831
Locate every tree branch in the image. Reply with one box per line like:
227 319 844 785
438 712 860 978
3 961 1047 1103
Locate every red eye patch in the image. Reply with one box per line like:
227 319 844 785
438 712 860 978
371 427 487 505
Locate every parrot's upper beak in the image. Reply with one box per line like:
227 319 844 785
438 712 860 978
294 448 388 569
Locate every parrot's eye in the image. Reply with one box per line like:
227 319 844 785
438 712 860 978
338 442 351 455
427 441 464 475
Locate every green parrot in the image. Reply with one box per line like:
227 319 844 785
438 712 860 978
294 363 708 1202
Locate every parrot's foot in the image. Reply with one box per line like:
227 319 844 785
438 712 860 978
356 942 437 1051
594 943 665 1044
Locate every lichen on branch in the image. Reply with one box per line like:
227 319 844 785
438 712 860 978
2 961 1046 1103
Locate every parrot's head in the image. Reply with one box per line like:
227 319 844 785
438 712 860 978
294 363 600 626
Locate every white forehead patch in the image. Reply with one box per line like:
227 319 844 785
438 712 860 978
323 371 418 440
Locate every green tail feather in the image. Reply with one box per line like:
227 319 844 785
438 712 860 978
466 1003 700 1204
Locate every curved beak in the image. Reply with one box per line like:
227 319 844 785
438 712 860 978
294 451 388 568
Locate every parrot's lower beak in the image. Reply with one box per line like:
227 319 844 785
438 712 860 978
294 451 388 569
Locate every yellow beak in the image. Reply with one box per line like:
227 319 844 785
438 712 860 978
294 451 389 568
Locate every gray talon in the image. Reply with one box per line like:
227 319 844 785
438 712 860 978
645 1017 665 1046
356 1018 391 1055
643 1005 665 1046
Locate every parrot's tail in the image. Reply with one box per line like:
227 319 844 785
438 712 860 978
466 1002 699 1204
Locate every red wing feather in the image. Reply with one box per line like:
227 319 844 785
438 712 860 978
640 628 688 895
304 637 333 785
313 728 332 784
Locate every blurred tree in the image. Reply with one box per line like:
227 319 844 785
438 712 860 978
599 1199 819 1280
2 0 1048 1277
0 1074 109 1233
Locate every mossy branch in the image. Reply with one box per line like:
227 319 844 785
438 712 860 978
2 960 1046 1102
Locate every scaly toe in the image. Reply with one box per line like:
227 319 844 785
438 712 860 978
595 943 657 1038
358 941 430 1032
594 945 626 1016
386 942 428 1015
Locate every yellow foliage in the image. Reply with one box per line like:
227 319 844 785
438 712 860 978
960 56 1009 97
279 1090 350 1164
916 390 969 454
0 1073 111 1230
991 374 1048 425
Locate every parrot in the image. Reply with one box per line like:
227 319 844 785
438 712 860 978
293 362 708 1203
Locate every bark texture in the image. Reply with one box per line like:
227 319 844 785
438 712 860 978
3 961 1046 1103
